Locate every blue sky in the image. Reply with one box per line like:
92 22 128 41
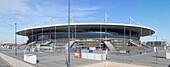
0 0 169 43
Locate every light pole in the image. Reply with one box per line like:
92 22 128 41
150 35 157 47
150 35 158 63
67 0 71 67
151 35 157 46
15 23 18 55
162 39 169 50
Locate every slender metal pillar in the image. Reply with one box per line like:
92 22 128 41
32 29 33 42
35 32 38 41
55 26 56 44
50 30 51 40
67 0 71 67
129 30 132 40
100 24 102 49
15 23 17 55
124 25 126 46
42 28 43 43
105 12 108 38
72 16 76 40
140 27 142 37
140 27 142 46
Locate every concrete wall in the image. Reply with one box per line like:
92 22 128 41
0 53 36 67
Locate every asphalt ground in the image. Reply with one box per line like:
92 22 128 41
0 57 12 67
108 50 170 67
0 48 101 67
0 47 170 67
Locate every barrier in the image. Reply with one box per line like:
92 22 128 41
24 54 37 64
0 52 35 67
166 50 170 59
81 50 106 60
94 54 102 60
74 53 81 58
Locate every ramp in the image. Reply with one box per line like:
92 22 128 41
27 41 36 46
141 43 150 48
130 41 140 46
43 40 52 45
65 41 75 48
104 41 116 51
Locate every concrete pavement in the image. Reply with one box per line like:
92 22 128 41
0 57 12 67
0 47 170 67
0 47 101 67
108 50 170 67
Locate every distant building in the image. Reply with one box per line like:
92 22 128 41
146 41 167 47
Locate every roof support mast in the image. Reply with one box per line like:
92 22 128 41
129 16 132 24
105 12 108 23
105 12 108 38
72 16 76 40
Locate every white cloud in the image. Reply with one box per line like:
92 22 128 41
0 0 31 15
74 17 96 22
0 0 102 43
0 0 101 23
72 6 100 11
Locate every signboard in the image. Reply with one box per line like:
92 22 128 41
89 50 93 53
154 47 157 52
119 50 127 54
89 47 96 50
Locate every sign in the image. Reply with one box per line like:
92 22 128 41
89 50 93 53
103 38 110 40
154 47 157 52
70 38 75 40
89 47 96 50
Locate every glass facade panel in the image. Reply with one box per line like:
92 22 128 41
28 31 139 41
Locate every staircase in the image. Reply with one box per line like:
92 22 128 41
130 41 140 46
104 41 116 51
65 41 75 48
141 43 150 48
43 40 52 45
27 41 36 46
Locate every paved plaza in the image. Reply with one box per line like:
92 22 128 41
108 50 170 67
0 48 101 67
0 57 12 67
0 47 170 67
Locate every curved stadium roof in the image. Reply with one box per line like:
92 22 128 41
16 23 155 37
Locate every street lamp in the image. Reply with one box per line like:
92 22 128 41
67 0 71 67
150 35 158 63
150 35 157 47
15 23 18 55
162 39 168 50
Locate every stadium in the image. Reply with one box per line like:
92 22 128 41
16 23 155 52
